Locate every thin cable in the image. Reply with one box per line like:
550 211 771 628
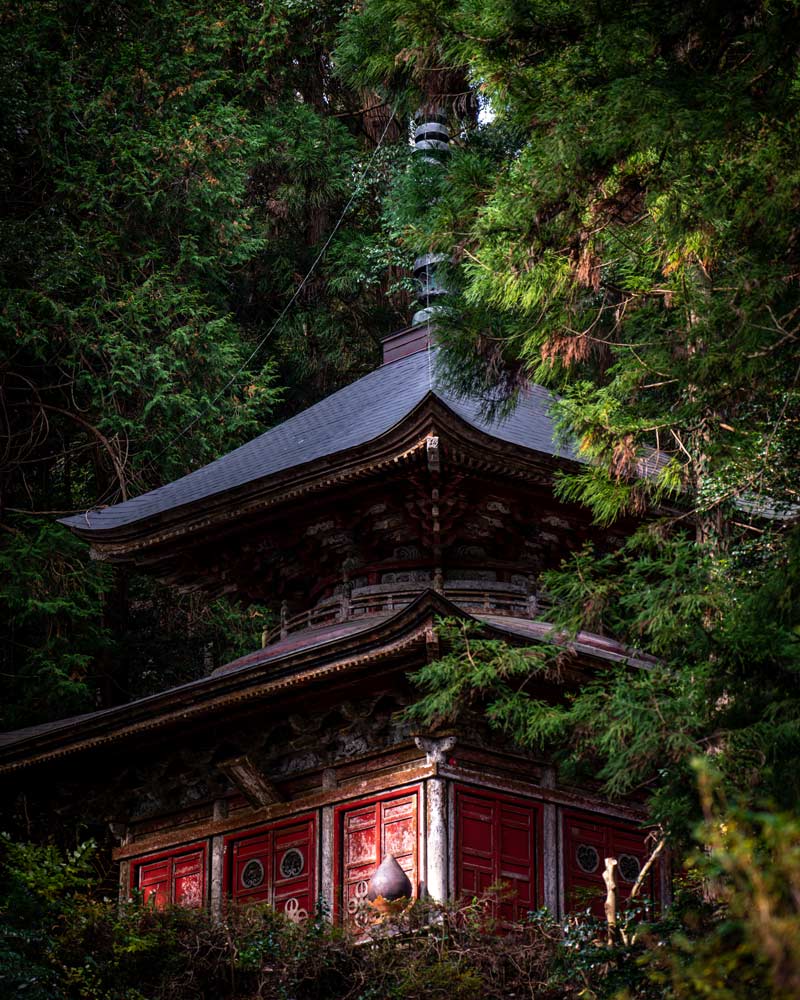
143 106 400 475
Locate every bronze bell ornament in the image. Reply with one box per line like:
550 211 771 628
367 855 413 915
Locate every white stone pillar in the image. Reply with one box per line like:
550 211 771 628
426 777 448 901
321 805 335 920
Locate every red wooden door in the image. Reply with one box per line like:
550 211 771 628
135 845 205 909
272 817 316 918
456 788 539 920
338 790 418 924
228 815 316 918
138 857 170 909
173 849 204 907
563 812 658 916
231 829 272 904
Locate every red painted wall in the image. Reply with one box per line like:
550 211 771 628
563 810 659 916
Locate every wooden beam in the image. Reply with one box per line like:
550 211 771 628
113 762 435 860
217 755 283 808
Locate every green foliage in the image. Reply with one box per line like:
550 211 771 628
338 0 800 527
0 519 112 725
0 836 557 1000
4 821 799 1000
411 523 800 835
337 3 800 985
634 763 800 1000
338 0 800 828
0 0 410 724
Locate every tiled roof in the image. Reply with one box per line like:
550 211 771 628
0 597 651 763
60 347 574 535
0 616 389 752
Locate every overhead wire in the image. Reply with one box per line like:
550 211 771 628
118 103 401 496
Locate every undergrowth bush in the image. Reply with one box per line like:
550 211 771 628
2 810 798 1000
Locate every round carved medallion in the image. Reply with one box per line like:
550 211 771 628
241 859 265 889
280 848 304 879
576 844 600 874
618 853 641 883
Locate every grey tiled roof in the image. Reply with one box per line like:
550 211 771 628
60 348 575 534
0 597 647 761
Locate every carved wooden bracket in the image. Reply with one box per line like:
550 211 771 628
414 735 457 765
425 625 440 661
218 755 283 808
426 435 440 473
108 821 130 845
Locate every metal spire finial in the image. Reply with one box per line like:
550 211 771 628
411 109 451 326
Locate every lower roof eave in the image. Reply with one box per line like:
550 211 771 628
0 590 653 774
0 590 456 773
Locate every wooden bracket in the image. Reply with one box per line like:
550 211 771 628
425 625 440 661
218 755 283 808
426 435 440 473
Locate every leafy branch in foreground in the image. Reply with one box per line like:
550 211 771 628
409 524 800 836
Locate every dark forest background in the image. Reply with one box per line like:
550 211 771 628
0 0 417 726
2 1 800 997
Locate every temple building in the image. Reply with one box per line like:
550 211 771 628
0 325 665 921
0 114 667 923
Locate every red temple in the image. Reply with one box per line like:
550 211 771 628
0 325 666 921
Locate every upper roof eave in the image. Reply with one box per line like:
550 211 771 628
61 390 576 559
60 390 443 550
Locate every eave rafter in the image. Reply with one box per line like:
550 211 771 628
77 396 571 577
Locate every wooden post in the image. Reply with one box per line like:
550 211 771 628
321 805 335 921
280 600 288 640
603 857 618 946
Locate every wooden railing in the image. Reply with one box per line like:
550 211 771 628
262 583 547 647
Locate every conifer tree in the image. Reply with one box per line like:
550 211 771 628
0 0 408 724
337 0 800 829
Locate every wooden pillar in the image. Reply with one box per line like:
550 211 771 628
543 802 558 914
209 835 224 918
209 798 227 918
118 859 130 906
415 735 456 903
418 781 428 898
541 766 558 914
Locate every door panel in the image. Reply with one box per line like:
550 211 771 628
232 831 272 903
138 858 170 908
338 790 419 924
134 845 206 909
456 788 539 921
228 814 316 916
563 812 658 916
272 818 316 917
173 850 204 907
